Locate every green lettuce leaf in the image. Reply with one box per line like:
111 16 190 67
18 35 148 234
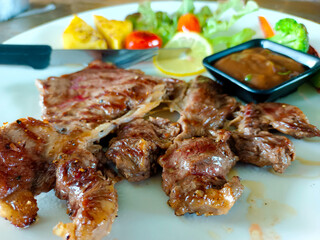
203 0 258 39
195 6 213 28
126 1 177 44
211 28 256 52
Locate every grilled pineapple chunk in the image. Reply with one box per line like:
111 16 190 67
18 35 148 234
94 15 133 49
63 15 107 49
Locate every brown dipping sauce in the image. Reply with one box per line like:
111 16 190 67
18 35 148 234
213 47 306 90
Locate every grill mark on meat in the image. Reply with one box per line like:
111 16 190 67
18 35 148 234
56 95 89 109
13 119 47 144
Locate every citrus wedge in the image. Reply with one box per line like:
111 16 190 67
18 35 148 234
153 32 213 77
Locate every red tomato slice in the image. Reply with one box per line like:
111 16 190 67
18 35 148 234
125 31 162 49
177 13 201 33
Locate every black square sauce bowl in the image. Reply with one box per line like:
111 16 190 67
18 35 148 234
203 39 320 103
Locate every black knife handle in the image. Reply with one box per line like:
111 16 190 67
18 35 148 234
0 44 52 69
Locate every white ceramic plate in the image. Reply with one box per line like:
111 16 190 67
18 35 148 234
1 1 320 240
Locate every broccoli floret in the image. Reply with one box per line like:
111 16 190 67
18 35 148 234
269 18 309 52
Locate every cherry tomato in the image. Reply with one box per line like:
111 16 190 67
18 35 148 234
125 31 162 49
177 13 201 33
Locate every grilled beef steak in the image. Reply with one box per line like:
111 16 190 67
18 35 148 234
106 117 180 182
159 131 243 216
175 75 239 139
54 146 117 240
231 102 320 138
228 102 319 172
37 60 186 135
0 118 58 227
231 132 295 173
1 61 320 239
0 118 118 240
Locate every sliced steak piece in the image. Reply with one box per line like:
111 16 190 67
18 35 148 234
106 117 180 182
0 118 118 240
0 118 59 227
231 132 295 173
174 76 239 139
37 60 187 134
231 102 320 138
159 130 243 216
54 147 117 240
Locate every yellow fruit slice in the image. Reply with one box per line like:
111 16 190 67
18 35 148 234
94 15 133 49
153 32 213 77
63 15 107 49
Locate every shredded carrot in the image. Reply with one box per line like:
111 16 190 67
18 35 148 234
258 16 275 38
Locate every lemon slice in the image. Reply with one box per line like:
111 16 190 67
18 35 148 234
153 32 213 77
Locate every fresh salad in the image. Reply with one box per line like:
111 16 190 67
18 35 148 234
62 0 319 86
126 0 258 49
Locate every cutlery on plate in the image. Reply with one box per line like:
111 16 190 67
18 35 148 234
0 44 189 69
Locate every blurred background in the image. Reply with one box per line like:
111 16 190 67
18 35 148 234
0 0 319 43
